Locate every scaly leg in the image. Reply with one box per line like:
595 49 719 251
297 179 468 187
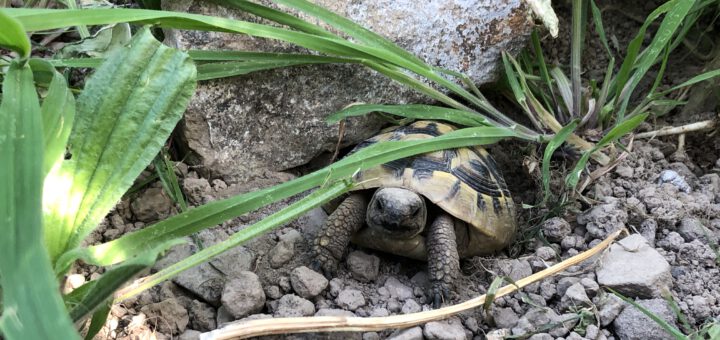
427 213 460 308
311 194 367 278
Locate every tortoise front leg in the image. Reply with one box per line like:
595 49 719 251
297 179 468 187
427 213 460 308
311 193 368 278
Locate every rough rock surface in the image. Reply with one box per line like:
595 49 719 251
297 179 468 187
596 234 672 298
139 298 189 336
221 271 266 319
161 0 533 181
423 318 467 340
275 294 315 317
347 251 381 282
131 187 174 222
290 266 329 299
613 299 678 340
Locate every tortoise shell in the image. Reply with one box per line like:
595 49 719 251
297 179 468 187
350 120 517 257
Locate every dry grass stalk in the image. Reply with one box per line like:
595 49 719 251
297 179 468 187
201 229 625 340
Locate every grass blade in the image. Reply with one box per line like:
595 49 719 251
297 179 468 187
542 120 578 201
0 9 30 60
43 27 196 270
327 104 491 127
589 0 612 57
153 149 188 212
570 0 585 118
609 289 686 340
57 126 518 270
0 60 79 340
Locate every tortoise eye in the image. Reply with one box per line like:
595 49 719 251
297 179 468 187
376 199 384 211
411 206 420 217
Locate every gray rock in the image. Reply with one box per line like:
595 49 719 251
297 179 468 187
560 283 592 312
363 332 380 340
561 235 586 250
347 251 380 282
580 278 600 298
264 285 283 300
585 324 600 339
384 277 414 301
290 266 329 299
268 240 295 268
566 331 584 340
556 277 581 297
401 299 422 314
658 169 691 193
221 271 266 319
215 305 233 327
210 246 255 277
615 164 635 178
275 294 315 317
496 259 533 282
178 329 201 340
614 299 678 340
577 198 628 239
329 278 344 297
163 0 533 181
596 234 672 298
597 293 626 327
527 334 553 340
678 217 717 243
410 271 430 290
492 307 519 329
657 231 685 251
131 187 173 222
370 307 389 317
423 318 466 340
155 244 225 305
512 307 572 338
639 219 658 247
279 229 302 243
182 177 213 205
188 299 216 331
140 298 189 335
387 326 424 340
336 289 366 311
278 275 292 292
387 298 402 313
535 246 558 261
541 217 572 242
315 308 356 317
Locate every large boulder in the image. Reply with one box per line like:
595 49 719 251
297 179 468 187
161 0 533 182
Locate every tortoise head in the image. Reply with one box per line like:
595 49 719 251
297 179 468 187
366 187 427 238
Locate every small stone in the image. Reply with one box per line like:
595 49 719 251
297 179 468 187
596 234 672 298
264 285 283 300
215 305 233 326
585 324 600 339
221 271 266 319
658 169 691 193
561 235 586 250
614 298 678 340
140 298 189 335
410 271 430 289
188 300 216 331
347 251 380 282
178 329 201 340
387 299 402 313
387 326 423 340
370 307 389 317
423 318 466 340
560 283 592 312
401 299 422 314
384 277 413 301
464 316 479 333
336 289 366 311
329 278 344 297
527 334 553 340
657 232 685 251
275 294 315 317
539 281 556 300
315 308 356 317
615 164 634 178
557 277 581 297
210 246 255 278
597 293 626 326
363 332 380 340
278 229 302 243
487 329 511 340
290 266 329 299
268 240 295 268
63 274 86 294
580 278 600 298
678 217 717 243
278 276 292 292
566 331 584 340
131 187 173 222
158 244 224 305
541 217 572 242
535 246 557 261
639 219 658 247
690 295 711 319
492 307 519 329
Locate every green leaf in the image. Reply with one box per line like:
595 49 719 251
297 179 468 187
327 104 491 127
57 126 517 270
83 303 111 340
27 59 76 177
565 113 648 188
542 120 578 201
0 9 30 60
153 150 187 212
589 0 612 57
43 27 197 270
662 68 720 93
59 23 132 58
0 61 79 340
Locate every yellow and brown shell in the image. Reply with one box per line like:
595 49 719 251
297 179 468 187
351 120 517 257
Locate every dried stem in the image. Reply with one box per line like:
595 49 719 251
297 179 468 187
634 118 716 139
200 229 625 340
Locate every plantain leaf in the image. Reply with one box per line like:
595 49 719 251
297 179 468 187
0 61 79 340
27 59 76 177
42 27 197 271
0 10 30 60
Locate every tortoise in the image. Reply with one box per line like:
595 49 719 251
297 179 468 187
312 120 517 307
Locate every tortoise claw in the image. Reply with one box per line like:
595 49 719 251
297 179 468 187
429 284 452 309
310 257 337 279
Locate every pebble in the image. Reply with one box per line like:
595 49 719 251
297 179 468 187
139 298 189 335
492 307 519 329
347 251 380 282
336 289 366 311
221 271 266 319
560 282 592 312
401 299 422 314
387 326 423 340
613 298 678 340
541 217 572 242
290 266 329 299
596 234 672 298
384 277 414 301
188 300 216 331
597 293 626 326
275 294 315 317
314 308 356 317
423 319 466 340
268 239 295 268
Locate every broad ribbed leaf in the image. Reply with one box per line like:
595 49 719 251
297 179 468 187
0 61 79 339
0 10 30 59
56 126 518 271
43 27 197 269
28 59 76 177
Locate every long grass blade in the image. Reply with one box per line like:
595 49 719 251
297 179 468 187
0 9 30 60
327 104 491 127
542 120 578 201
